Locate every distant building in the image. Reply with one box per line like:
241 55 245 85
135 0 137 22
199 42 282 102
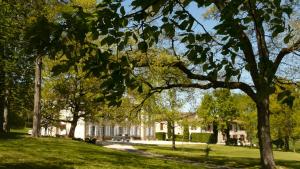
41 110 249 144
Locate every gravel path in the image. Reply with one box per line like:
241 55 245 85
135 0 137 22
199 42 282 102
102 142 239 169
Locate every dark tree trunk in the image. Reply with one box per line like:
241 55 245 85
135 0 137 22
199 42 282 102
256 98 276 169
284 136 289 151
212 121 218 144
102 125 105 141
68 115 79 138
225 122 231 145
0 68 4 133
171 122 176 150
3 88 9 132
32 56 42 137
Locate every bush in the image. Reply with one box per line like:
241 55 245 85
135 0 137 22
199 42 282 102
226 138 238 146
190 133 214 143
175 134 189 141
85 137 97 144
155 132 166 140
183 125 189 141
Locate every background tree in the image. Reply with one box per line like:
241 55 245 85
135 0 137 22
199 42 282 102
42 57 104 138
0 0 37 133
197 89 238 145
233 94 257 147
270 83 300 151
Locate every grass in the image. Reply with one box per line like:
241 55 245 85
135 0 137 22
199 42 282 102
0 130 201 169
134 143 300 169
1 129 299 169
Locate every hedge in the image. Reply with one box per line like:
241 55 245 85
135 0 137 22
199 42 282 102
175 134 189 141
190 133 215 143
155 132 166 140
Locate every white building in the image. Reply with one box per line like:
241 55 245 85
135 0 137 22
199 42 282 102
41 110 248 144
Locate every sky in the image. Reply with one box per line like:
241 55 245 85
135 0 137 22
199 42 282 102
94 0 256 112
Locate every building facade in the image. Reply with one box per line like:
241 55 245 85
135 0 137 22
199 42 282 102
41 110 249 144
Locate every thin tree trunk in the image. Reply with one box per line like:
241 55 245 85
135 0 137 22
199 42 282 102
32 56 42 137
3 88 9 132
68 116 79 138
284 136 289 151
225 122 231 145
212 121 218 144
171 123 176 150
102 125 105 141
0 68 4 134
256 98 276 169
292 138 296 153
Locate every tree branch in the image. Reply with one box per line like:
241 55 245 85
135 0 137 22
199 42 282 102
212 0 260 87
273 39 300 76
171 61 256 100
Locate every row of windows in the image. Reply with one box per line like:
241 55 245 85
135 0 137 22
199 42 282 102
160 123 244 132
89 125 142 137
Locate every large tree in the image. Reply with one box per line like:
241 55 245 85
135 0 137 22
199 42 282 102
25 1 300 168
83 1 300 168
0 0 36 133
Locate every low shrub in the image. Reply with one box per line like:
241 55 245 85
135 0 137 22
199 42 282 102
175 134 189 141
85 137 97 144
155 132 166 140
226 138 238 146
190 133 214 143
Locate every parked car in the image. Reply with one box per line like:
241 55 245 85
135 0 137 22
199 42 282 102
112 134 130 142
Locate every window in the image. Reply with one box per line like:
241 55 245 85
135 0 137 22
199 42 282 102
111 125 115 136
191 125 197 130
135 126 138 136
119 127 123 136
160 123 164 130
90 126 95 137
240 135 245 141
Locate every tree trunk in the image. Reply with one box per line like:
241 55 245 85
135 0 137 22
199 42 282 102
292 138 296 153
225 122 231 145
3 88 9 132
284 136 289 151
68 116 79 138
0 68 4 134
32 56 42 137
256 98 276 169
171 123 176 150
212 121 218 144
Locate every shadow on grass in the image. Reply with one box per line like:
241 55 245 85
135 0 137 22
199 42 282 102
0 162 72 169
0 131 27 140
136 145 300 169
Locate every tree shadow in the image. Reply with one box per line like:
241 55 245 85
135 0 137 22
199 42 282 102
0 162 74 169
0 131 27 140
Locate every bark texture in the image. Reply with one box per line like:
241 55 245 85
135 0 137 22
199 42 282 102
32 56 42 137
3 88 9 132
256 98 276 169
68 115 79 138
171 123 176 150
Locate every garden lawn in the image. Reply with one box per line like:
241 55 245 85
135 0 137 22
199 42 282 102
0 130 200 169
134 144 300 169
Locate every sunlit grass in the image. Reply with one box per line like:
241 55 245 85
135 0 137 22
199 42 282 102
134 143 300 169
0 131 200 169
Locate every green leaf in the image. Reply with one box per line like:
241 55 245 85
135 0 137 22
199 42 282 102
120 6 125 16
138 41 148 52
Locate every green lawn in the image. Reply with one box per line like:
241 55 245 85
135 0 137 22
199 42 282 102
0 130 200 169
1 130 299 169
134 144 300 169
